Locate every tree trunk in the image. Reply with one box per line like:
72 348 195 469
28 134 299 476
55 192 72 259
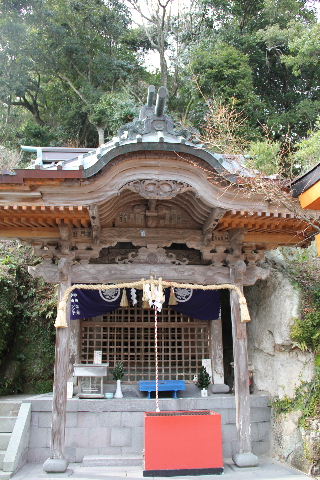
159 48 168 88
96 126 105 146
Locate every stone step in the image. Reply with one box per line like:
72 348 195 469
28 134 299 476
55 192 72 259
0 418 16 434
0 404 19 417
0 435 10 451
0 471 11 480
82 454 143 467
0 451 5 470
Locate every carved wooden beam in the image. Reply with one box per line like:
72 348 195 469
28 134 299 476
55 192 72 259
28 262 269 286
100 227 204 248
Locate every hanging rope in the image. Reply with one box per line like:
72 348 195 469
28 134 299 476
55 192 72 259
55 280 250 328
154 306 160 412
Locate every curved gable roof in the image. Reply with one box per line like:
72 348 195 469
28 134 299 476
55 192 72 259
12 86 260 184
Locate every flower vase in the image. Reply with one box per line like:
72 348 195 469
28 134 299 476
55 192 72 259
114 379 123 398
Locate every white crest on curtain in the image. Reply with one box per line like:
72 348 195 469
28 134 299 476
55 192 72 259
99 288 121 302
174 287 193 303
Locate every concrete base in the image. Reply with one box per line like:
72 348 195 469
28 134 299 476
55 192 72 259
0 472 12 480
232 452 259 467
26 394 270 463
43 457 68 473
211 384 230 394
82 455 142 467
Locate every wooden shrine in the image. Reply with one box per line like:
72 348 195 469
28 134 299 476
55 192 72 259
292 163 320 254
0 86 318 473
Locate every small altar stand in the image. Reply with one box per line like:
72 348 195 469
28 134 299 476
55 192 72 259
143 410 223 477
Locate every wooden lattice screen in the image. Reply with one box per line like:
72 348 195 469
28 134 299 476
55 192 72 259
80 306 210 382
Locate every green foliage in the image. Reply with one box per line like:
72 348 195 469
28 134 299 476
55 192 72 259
281 247 320 354
0 0 141 146
196 366 211 389
272 368 320 426
89 93 137 140
191 43 259 114
20 121 59 147
112 361 125 380
0 241 56 395
0 274 16 359
246 140 281 175
284 22 320 76
294 118 320 172
272 395 295 414
291 313 320 354
188 0 320 170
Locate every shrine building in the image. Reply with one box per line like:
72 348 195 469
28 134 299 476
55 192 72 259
292 162 320 254
0 86 317 476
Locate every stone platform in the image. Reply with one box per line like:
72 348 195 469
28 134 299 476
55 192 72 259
11 457 309 480
23 393 271 464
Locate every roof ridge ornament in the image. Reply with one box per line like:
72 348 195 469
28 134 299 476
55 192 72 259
118 85 200 144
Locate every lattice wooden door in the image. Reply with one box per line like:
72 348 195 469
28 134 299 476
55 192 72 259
80 306 210 382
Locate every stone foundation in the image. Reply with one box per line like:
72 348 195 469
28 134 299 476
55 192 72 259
24 393 270 464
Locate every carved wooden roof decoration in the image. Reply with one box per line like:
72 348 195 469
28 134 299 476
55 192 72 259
0 86 319 263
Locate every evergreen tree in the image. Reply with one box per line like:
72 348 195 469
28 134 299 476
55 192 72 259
197 366 211 389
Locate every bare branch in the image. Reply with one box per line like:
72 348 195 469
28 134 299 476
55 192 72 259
58 74 89 106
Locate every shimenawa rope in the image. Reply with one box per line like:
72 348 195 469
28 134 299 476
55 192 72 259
55 280 250 328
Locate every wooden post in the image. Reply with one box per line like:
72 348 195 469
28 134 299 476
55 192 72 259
230 277 258 467
69 320 80 378
43 259 71 473
210 315 229 393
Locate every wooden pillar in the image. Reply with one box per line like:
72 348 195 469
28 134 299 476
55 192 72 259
230 281 258 467
43 259 71 473
69 320 80 378
210 315 229 393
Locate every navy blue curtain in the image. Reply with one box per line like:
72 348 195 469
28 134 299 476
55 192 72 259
170 288 220 320
70 287 220 321
70 287 122 320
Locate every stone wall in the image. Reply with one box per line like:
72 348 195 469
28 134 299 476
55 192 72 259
272 412 320 476
245 264 314 398
245 255 316 474
24 394 271 463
